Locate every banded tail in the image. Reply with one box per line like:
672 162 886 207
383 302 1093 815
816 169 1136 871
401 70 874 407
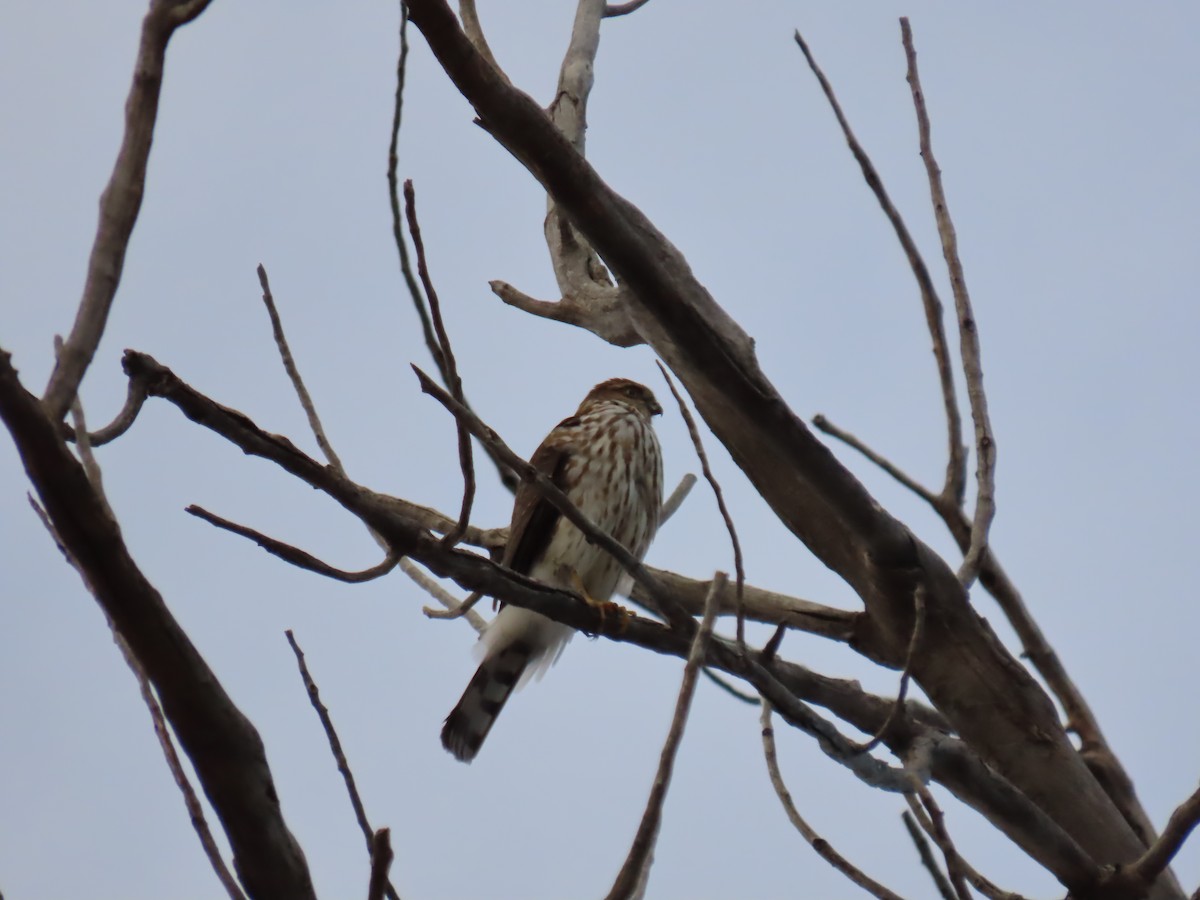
441 640 532 763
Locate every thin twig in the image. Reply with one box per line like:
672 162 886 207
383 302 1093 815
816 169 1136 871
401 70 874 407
906 785 971 900
902 812 956 900
42 0 216 421
849 587 925 755
656 362 745 644
366 828 394 900
1126 782 1200 889
187 506 398 583
422 590 485 621
286 631 401 900
813 415 938 506
793 29 964 507
900 18 996 590
905 788 1025 900
125 638 248 900
604 572 725 900
702 666 759 706
60 375 148 447
658 473 697 526
760 701 906 900
603 0 652 16
257 265 346 473
401 559 487 634
458 0 501 72
403 180 475 547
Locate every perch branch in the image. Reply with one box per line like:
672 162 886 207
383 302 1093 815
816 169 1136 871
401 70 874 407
286 631 401 900
42 0 216 421
115 348 1101 891
760 701 906 900
657 362 746 644
900 18 996 589
60 374 148 447
604 573 724 900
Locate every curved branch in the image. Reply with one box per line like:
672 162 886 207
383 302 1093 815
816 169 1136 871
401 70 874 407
761 702 906 900
603 0 652 17
187 506 399 583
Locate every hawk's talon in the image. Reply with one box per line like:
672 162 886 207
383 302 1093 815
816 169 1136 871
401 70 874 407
570 570 632 634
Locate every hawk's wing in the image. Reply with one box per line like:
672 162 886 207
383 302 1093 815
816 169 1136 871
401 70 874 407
503 415 581 579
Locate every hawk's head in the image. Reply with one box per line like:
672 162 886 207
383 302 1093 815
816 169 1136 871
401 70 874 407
584 378 663 419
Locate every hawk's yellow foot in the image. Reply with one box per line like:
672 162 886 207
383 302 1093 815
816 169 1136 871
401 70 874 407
570 569 633 634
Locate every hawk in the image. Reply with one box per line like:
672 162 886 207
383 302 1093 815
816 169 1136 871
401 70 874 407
441 378 664 762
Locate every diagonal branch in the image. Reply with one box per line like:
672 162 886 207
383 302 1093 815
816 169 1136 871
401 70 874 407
42 0 216 421
900 19 996 590
2 350 317 900
901 812 956 900
257 264 346 473
603 572 724 900
286 632 401 900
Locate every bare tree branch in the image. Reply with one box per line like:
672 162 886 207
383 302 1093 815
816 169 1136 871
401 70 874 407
367 828 395 900
604 573 724 900
899 19 996 590
113 348 1103 891
793 28 965 507
186 506 398 583
814 410 1161 849
286 631 401 900
30 483 246 900
2 350 317 900
659 473 696 525
42 0 216 421
760 701 906 900
458 0 501 73
60 374 149 447
1100 783 1200 897
906 786 971 900
603 0 652 17
657 362 746 644
901 812 956 900
402 559 487 633
125 637 248 900
849 587 926 755
403 180 475 546
256 264 347 473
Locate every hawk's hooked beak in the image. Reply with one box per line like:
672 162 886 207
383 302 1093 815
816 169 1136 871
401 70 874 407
650 398 663 417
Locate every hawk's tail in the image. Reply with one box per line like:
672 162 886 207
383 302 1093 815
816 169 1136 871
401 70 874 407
441 640 532 763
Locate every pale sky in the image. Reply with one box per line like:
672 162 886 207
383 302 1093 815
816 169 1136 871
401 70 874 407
2 2 1198 898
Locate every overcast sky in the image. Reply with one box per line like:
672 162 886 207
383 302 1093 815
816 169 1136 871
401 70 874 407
2 2 1199 898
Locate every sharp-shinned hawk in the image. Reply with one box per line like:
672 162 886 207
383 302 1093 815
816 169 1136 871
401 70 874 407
441 378 664 762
